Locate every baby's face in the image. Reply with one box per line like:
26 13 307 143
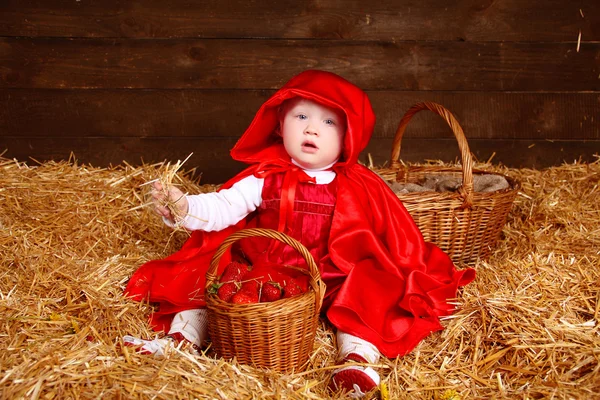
280 98 346 170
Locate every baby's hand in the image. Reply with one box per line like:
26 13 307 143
151 181 189 224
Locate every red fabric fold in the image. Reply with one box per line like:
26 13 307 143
322 165 475 356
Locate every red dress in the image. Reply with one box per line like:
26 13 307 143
238 173 345 310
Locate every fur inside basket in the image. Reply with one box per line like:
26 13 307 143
383 173 510 194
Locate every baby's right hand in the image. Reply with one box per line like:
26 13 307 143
151 181 189 224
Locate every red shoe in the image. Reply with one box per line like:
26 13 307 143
167 332 202 355
329 353 380 398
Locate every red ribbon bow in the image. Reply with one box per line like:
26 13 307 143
255 159 316 233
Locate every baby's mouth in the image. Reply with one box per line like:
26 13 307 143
302 141 318 150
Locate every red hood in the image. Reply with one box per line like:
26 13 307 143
230 70 376 168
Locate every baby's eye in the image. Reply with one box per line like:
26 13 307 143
297 114 307 120
324 119 335 126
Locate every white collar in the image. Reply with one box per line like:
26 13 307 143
290 158 337 184
290 158 337 172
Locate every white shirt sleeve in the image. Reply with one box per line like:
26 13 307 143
171 175 264 232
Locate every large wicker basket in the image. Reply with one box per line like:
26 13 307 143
204 228 325 373
376 102 520 265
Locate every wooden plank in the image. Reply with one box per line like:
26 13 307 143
370 92 600 141
2 137 599 183
1 89 599 140
0 0 597 41
1 38 599 91
0 89 269 139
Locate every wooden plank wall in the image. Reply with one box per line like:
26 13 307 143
1 1 599 183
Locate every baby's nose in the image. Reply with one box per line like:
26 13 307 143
304 125 318 135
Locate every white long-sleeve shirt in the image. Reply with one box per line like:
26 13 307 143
171 160 337 231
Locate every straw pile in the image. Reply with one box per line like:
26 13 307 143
1 155 599 399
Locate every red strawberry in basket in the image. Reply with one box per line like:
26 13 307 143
282 272 310 299
285 270 309 291
230 277 260 304
260 281 282 302
283 281 305 298
220 261 251 283
229 263 311 301
211 261 251 302
216 283 238 302
231 290 259 304
231 283 260 304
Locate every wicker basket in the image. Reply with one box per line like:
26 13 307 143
204 228 325 373
376 102 520 265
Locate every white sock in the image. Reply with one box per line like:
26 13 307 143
336 330 381 364
168 309 208 347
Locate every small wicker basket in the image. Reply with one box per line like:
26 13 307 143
376 102 520 265
204 228 325 373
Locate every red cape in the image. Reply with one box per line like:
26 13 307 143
125 70 475 357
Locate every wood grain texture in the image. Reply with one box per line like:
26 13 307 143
1 38 599 91
2 137 598 183
1 1 598 172
1 89 598 140
0 89 269 139
0 0 596 41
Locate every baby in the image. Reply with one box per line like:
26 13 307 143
124 70 475 397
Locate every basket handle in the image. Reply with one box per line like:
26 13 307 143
390 102 474 208
205 228 325 310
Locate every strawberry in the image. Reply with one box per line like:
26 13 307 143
216 282 238 302
260 281 282 302
283 281 305 299
231 288 259 304
219 261 251 283
212 261 251 302
229 278 260 304
281 269 309 291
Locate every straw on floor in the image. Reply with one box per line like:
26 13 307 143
1 155 598 399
